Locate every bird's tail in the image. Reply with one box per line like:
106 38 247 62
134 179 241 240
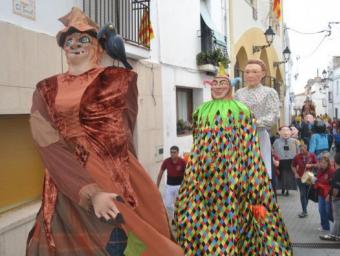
122 60 133 70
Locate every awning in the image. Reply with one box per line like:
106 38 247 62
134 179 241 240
200 1 226 46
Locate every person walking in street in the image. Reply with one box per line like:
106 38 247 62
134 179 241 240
300 114 314 149
314 153 336 231
273 126 299 196
235 59 280 182
175 65 292 255
291 142 318 218
309 119 330 158
156 146 186 221
333 124 340 153
320 152 340 241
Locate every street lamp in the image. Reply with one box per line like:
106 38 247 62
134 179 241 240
252 26 275 53
321 69 332 87
273 47 291 68
322 69 328 80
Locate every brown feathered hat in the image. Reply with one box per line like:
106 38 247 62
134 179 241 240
56 7 99 47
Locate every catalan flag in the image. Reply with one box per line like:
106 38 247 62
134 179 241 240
138 10 154 48
273 0 282 20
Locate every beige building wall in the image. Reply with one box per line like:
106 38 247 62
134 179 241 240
0 21 65 114
134 62 164 182
0 21 65 256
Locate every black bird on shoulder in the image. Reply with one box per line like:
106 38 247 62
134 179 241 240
97 23 133 70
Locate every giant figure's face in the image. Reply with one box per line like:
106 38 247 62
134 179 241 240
244 63 265 87
290 126 299 138
63 32 100 67
211 77 232 100
279 126 291 139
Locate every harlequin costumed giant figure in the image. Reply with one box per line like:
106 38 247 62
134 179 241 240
26 7 183 256
174 65 292 255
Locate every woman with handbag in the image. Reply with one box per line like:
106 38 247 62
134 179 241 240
292 142 318 218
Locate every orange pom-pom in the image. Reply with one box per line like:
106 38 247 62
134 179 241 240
182 152 190 163
251 205 267 221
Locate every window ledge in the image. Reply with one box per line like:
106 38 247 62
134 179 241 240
177 132 192 137
0 201 40 235
125 42 151 60
197 64 217 74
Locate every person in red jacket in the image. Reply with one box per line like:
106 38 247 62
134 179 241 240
292 142 318 218
157 146 186 221
314 153 336 231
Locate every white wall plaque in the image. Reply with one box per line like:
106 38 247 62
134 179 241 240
13 0 36 20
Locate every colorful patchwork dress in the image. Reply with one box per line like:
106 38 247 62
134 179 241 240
175 99 292 255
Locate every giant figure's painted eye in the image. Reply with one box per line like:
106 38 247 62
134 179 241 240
64 38 74 47
79 35 91 44
211 80 218 86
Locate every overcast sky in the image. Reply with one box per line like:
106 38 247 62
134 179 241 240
283 0 340 93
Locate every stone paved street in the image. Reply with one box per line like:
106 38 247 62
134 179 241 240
277 190 340 255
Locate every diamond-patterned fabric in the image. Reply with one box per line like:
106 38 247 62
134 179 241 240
175 100 292 255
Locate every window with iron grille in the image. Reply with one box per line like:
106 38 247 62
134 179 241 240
83 0 151 48
335 108 338 119
329 91 333 103
200 18 227 55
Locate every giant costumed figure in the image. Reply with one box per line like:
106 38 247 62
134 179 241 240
26 7 183 256
175 65 292 255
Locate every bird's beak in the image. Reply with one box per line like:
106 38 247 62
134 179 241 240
97 29 106 49
97 28 105 40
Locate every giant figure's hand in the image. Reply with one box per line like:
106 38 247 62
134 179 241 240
91 192 124 224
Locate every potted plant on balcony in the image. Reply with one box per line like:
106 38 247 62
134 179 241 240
196 49 230 74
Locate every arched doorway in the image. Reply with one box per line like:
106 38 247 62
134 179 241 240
234 47 248 90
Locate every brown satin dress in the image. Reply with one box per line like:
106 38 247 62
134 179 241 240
26 67 183 255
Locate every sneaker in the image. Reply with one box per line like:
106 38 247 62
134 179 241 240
318 227 330 232
320 234 337 241
298 212 308 218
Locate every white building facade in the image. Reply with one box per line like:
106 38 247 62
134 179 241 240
156 0 227 156
328 57 340 119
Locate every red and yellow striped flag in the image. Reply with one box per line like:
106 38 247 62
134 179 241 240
273 0 282 20
138 10 154 48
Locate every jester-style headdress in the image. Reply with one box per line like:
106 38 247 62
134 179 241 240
203 63 241 87
56 7 99 47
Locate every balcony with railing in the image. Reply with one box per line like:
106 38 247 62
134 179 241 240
197 2 229 74
83 0 151 59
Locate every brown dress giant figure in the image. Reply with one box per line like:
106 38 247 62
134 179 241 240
26 7 183 256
